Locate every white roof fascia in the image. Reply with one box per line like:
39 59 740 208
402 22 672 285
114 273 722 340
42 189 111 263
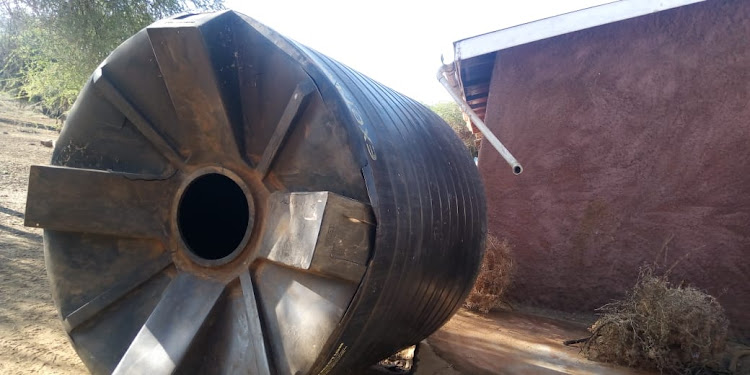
455 0 706 61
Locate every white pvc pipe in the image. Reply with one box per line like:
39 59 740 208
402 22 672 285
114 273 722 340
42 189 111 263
437 64 522 175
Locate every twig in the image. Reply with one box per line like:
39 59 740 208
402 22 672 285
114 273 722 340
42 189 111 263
582 319 617 353
564 337 590 346
665 246 703 276
654 233 674 267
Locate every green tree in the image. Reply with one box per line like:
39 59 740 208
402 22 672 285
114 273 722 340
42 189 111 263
0 0 224 115
429 101 478 157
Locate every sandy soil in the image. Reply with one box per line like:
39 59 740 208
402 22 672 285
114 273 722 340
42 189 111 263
0 115 86 374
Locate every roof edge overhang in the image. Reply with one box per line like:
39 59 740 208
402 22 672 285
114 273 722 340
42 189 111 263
454 0 706 62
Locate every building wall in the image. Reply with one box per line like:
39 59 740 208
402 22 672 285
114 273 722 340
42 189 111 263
478 0 750 339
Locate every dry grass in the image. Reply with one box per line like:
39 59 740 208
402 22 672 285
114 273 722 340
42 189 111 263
373 345 416 374
463 235 513 313
583 267 729 374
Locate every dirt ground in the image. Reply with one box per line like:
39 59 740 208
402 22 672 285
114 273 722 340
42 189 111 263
0 110 87 374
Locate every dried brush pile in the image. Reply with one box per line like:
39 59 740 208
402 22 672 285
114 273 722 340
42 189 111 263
583 268 729 374
463 235 513 313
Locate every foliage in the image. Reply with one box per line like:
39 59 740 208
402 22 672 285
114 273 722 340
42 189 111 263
429 101 478 157
0 0 224 115
463 234 513 313
583 267 728 374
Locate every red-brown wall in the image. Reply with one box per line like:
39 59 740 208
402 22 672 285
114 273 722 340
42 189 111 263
478 0 750 340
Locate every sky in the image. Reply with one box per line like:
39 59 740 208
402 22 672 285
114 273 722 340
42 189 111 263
225 0 611 104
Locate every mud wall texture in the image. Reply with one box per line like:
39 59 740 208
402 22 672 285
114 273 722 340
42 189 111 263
478 0 750 339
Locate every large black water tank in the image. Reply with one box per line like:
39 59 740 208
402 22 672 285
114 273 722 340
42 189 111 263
25 10 486 374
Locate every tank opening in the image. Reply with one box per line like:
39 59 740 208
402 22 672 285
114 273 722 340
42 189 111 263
178 173 250 261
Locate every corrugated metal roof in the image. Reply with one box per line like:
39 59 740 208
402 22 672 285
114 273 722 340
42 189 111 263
452 0 706 124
